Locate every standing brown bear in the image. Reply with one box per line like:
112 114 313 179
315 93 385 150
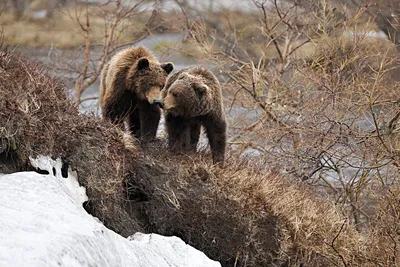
100 46 174 141
160 66 227 164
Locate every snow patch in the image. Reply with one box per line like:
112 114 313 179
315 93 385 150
128 233 219 267
0 158 221 267
29 155 88 204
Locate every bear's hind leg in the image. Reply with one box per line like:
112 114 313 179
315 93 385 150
104 109 125 131
204 119 227 165
128 108 141 139
103 101 128 131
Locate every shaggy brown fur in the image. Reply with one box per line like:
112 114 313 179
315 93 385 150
160 66 227 164
100 46 173 141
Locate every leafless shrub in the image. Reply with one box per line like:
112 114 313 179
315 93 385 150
177 0 400 265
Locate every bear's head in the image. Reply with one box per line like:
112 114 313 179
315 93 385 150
160 72 212 117
131 57 174 104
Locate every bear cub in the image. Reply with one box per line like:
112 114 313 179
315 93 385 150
159 66 227 165
100 46 174 141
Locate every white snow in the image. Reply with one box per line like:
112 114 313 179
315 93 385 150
29 155 88 204
0 156 221 267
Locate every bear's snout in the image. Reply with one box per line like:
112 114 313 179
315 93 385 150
146 87 162 105
161 95 176 111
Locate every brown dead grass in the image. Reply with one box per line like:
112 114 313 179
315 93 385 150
0 2 184 49
143 149 373 266
0 43 394 266
1 11 86 48
0 5 147 49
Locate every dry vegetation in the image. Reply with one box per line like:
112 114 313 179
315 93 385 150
174 0 400 265
0 1 181 48
0 5 136 48
1 0 185 106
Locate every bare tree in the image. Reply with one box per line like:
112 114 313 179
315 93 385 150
368 0 399 49
322 0 399 49
68 0 162 107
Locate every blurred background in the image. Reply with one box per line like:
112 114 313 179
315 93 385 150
1 1 400 263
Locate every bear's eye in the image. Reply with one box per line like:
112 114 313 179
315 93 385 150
172 92 178 97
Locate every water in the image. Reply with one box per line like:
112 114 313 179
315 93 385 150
126 0 259 13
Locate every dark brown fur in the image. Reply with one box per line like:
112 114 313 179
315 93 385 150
100 46 173 141
161 67 227 164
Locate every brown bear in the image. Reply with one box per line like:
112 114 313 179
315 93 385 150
159 66 227 164
100 46 173 141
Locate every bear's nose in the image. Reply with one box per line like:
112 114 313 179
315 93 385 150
153 99 164 108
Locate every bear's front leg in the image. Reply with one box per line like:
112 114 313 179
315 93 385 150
189 120 201 152
139 101 161 142
165 113 191 154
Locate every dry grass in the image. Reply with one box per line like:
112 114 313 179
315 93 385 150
0 9 143 48
142 149 372 266
0 42 396 266
0 1 185 49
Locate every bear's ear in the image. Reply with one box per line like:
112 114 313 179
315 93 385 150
137 58 150 71
161 62 174 74
194 84 207 98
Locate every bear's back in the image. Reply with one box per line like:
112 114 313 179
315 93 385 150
165 67 220 93
186 67 222 107
186 67 219 86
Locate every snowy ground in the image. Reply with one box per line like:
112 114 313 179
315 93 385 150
0 156 221 267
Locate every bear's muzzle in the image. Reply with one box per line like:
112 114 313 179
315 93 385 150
146 87 162 105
